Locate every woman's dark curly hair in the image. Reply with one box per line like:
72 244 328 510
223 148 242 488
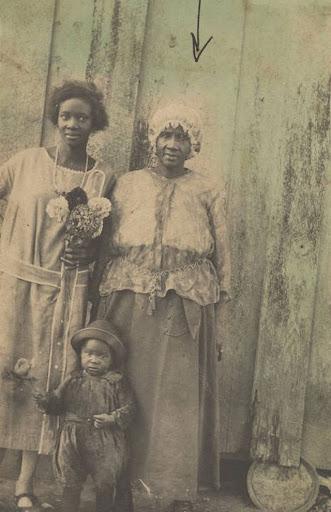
47 80 109 132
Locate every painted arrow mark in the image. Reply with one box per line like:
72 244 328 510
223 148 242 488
190 0 213 62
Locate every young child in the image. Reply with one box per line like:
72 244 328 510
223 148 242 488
34 319 135 512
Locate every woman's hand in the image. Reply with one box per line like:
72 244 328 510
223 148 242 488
93 413 116 429
61 240 94 268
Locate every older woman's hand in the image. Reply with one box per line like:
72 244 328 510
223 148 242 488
93 413 116 429
61 240 94 268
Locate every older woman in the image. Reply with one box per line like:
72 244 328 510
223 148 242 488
0 80 113 511
94 104 231 511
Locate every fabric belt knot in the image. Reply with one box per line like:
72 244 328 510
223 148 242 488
147 259 207 315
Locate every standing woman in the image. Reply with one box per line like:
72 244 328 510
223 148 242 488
0 81 112 511
94 104 231 511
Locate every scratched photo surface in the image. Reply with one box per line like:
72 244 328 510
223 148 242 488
0 1 330 512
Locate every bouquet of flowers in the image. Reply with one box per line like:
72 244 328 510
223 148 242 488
46 187 111 246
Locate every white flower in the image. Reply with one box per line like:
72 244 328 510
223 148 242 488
46 196 69 222
14 358 31 377
88 197 112 219
92 217 104 239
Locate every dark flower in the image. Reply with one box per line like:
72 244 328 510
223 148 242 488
65 187 88 211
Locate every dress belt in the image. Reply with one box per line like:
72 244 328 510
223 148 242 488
0 255 89 288
63 412 94 424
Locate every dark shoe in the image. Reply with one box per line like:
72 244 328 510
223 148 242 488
172 500 193 512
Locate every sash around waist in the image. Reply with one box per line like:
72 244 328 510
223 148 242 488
63 412 93 424
0 255 89 288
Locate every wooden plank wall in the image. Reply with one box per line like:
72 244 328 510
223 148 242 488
133 0 330 465
0 0 330 471
0 1 55 160
222 1 291 456
249 0 330 468
301 2 331 469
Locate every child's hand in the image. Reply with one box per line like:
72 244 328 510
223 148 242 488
93 413 115 429
33 392 48 411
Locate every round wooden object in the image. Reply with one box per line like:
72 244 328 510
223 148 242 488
247 459 319 512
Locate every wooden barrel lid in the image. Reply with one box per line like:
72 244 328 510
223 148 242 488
247 459 319 512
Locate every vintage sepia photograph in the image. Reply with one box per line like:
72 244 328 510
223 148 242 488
0 1 330 511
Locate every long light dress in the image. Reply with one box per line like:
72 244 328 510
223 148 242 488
0 147 112 454
95 167 231 506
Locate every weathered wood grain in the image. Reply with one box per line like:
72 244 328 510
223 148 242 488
302 112 331 468
0 0 55 161
41 0 149 173
85 0 149 172
300 0 331 471
0 0 55 228
250 2 331 467
221 1 296 456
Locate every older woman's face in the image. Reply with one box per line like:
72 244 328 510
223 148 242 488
155 125 191 169
57 98 93 147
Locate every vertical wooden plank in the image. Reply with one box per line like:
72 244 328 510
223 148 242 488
42 0 149 174
301 7 331 469
130 0 247 454
87 0 149 172
0 0 55 162
250 1 331 467
0 0 55 478
302 155 331 469
221 1 295 455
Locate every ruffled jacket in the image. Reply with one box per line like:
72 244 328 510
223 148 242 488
97 168 231 310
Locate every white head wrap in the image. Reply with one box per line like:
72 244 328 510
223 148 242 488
148 104 202 160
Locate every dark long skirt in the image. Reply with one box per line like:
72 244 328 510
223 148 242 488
97 290 220 506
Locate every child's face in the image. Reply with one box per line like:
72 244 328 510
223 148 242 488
80 339 113 376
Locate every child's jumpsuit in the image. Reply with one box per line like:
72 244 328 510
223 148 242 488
42 369 135 501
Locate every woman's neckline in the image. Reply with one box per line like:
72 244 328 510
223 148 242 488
148 167 192 180
43 147 98 173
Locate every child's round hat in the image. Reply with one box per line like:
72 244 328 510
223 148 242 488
71 319 126 364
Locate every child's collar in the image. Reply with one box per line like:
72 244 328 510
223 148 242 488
81 368 123 383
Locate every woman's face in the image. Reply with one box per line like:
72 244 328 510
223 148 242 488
57 98 93 148
80 338 113 376
155 125 191 169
